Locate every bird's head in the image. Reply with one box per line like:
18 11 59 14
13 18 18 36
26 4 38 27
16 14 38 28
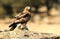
25 6 30 10
23 6 31 13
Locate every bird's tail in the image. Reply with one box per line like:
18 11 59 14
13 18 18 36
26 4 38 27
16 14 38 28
9 23 17 31
9 23 15 27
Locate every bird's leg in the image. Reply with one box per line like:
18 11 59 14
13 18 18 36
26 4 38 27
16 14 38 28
17 24 21 29
20 23 28 30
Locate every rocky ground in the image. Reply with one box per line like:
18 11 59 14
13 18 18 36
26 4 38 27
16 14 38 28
0 29 60 39
0 20 60 39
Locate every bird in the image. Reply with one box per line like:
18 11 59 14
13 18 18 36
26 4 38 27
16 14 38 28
9 6 31 31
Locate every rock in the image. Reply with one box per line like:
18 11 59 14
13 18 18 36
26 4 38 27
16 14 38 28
38 6 47 12
0 29 60 39
49 8 59 16
48 16 60 24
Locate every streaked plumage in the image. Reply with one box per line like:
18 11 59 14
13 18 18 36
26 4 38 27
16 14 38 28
9 6 31 31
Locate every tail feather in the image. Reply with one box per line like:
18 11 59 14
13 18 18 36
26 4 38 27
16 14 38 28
9 23 17 31
9 23 16 27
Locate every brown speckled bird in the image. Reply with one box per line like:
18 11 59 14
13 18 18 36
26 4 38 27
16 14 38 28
9 6 31 31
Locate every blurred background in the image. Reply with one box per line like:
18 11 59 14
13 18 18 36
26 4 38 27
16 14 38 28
0 0 60 34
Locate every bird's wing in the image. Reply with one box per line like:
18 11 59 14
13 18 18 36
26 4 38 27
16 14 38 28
15 13 22 18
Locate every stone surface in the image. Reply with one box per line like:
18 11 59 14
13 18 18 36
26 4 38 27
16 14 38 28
0 29 60 39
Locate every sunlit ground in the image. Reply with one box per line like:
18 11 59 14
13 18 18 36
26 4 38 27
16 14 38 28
0 18 60 35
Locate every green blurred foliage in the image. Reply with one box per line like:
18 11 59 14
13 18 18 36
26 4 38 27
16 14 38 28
0 7 6 18
0 0 60 19
1 0 60 7
1 0 32 7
